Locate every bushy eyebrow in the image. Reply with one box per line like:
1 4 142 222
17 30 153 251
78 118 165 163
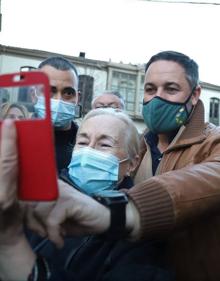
144 82 180 88
144 82 154 87
164 82 180 88
63 87 77 94
50 85 76 93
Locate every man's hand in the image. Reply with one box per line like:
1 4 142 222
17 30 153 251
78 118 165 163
30 180 111 247
26 180 141 247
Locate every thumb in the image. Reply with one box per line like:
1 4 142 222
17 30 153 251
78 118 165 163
1 120 17 158
0 120 18 209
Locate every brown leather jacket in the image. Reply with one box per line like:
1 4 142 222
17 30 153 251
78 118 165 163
125 100 220 281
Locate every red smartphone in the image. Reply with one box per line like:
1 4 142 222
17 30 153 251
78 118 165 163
0 71 58 201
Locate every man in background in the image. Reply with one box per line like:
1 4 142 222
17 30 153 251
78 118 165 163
92 90 125 110
36 56 79 172
26 56 81 266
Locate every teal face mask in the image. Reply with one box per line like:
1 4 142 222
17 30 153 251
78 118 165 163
142 95 193 134
68 147 127 196
34 97 76 128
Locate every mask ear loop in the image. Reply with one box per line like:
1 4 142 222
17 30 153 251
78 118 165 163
184 86 197 123
119 157 131 177
119 157 130 164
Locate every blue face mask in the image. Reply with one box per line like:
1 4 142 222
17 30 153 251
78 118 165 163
68 147 127 196
34 96 76 128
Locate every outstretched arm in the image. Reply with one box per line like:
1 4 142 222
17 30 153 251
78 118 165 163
28 179 141 248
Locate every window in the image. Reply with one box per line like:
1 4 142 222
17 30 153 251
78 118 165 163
209 97 220 125
138 75 145 114
0 88 9 103
111 71 136 113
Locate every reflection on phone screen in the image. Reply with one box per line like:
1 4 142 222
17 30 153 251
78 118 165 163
0 84 46 121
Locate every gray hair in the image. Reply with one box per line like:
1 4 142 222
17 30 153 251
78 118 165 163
91 90 125 110
78 108 139 159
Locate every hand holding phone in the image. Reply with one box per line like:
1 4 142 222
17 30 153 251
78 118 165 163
0 71 58 201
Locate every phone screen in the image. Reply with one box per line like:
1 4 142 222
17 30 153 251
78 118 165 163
0 72 58 201
0 83 45 121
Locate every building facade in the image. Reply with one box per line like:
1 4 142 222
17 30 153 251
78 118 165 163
0 44 220 132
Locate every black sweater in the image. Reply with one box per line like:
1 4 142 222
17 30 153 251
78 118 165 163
27 174 175 281
54 121 78 173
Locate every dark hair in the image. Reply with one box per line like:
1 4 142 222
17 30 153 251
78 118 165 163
38 56 78 78
145 51 199 89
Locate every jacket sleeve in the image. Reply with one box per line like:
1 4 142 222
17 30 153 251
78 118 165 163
125 131 220 240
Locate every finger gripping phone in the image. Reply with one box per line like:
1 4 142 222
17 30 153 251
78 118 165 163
0 71 58 201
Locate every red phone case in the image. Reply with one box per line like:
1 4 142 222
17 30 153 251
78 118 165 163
0 72 58 201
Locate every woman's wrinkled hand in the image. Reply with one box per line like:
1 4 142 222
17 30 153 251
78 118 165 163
0 120 18 210
0 120 24 246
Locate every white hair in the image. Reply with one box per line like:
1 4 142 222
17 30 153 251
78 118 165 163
79 108 140 159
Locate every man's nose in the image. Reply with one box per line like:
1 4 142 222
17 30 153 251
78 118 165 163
155 88 164 98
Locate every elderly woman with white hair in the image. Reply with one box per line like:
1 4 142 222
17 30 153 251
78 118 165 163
0 109 174 281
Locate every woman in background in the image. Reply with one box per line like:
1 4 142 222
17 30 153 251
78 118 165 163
1 102 29 120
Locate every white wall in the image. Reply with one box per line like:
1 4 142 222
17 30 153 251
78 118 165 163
133 119 146 134
2 53 220 130
0 55 108 101
76 65 107 98
0 54 40 73
200 87 220 122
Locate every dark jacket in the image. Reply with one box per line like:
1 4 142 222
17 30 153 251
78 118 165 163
54 121 78 172
28 172 174 281
26 122 78 273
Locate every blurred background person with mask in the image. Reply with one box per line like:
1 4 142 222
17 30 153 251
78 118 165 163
26 56 80 264
34 56 79 173
91 90 125 110
1 102 29 120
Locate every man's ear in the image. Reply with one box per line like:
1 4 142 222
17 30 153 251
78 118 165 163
127 155 140 174
191 85 201 106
